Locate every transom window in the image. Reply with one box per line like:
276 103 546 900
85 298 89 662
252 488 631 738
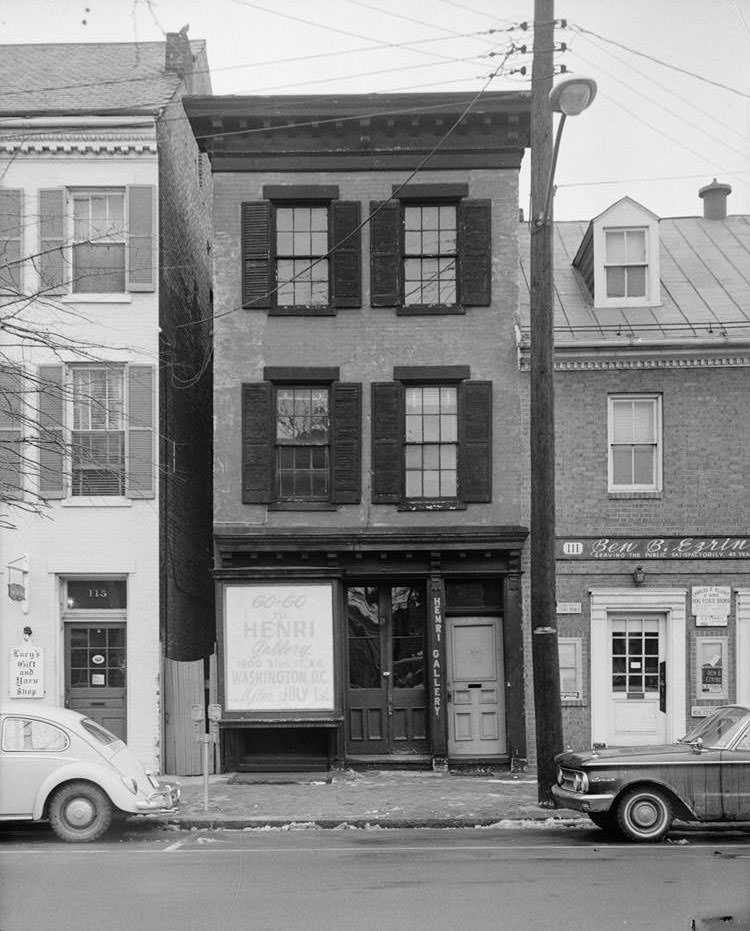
404 386 458 498
605 228 647 299
275 206 329 307
608 395 661 492
403 205 457 306
72 191 126 293
275 386 330 500
71 366 125 496
611 618 660 695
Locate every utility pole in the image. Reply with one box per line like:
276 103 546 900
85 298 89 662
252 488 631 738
529 0 563 804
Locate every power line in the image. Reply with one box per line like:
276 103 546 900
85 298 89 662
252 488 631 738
570 23 750 99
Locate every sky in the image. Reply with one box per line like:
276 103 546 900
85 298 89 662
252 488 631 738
1 0 748 221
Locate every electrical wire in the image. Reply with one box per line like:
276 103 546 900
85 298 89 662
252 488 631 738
569 23 750 99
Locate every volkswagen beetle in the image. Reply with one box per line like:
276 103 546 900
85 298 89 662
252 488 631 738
0 702 180 842
552 704 750 842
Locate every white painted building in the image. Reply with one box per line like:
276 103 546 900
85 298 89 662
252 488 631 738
0 37 214 773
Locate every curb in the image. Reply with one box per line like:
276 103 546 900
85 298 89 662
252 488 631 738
165 813 587 831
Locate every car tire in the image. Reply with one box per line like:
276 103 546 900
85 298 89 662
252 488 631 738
48 781 113 843
588 811 619 833
616 785 673 843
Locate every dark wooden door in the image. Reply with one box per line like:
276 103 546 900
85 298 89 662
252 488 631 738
345 583 427 755
65 623 126 740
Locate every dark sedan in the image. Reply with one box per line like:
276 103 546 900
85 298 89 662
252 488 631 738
552 705 750 842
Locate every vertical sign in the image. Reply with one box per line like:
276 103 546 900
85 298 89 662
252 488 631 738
429 579 447 758
9 645 44 698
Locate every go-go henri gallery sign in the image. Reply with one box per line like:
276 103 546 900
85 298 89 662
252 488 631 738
224 583 334 713
558 537 750 560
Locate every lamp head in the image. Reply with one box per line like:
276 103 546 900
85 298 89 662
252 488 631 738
549 76 598 116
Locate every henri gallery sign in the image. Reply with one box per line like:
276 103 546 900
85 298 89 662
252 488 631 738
558 537 750 560
223 583 335 713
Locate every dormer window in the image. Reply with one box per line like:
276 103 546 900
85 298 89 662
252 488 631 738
573 197 660 310
604 228 646 299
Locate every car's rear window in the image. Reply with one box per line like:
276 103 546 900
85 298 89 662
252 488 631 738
80 718 120 745
2 717 69 752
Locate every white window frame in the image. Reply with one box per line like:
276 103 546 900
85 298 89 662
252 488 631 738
67 364 127 500
604 227 648 301
558 637 583 702
607 394 662 493
69 188 127 296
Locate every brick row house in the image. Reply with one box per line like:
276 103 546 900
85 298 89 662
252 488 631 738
185 93 534 770
0 33 213 773
519 182 750 751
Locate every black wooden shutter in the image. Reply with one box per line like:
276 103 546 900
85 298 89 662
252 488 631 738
331 201 361 308
127 185 156 292
0 366 24 499
241 202 273 309
127 365 155 498
369 201 401 307
371 382 403 503
242 382 273 503
38 189 66 295
331 382 361 503
458 199 491 306
38 364 66 499
458 380 492 502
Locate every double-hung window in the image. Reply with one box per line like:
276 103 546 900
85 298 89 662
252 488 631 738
275 385 331 501
404 386 458 498
38 186 155 296
604 228 647 299
608 394 662 492
241 186 361 313
72 192 126 294
370 184 491 313
242 368 361 507
71 366 126 495
36 363 155 501
372 368 492 508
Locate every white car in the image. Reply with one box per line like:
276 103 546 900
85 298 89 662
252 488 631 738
0 702 180 842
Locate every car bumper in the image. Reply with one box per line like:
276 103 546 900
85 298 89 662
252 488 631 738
135 781 181 813
552 785 615 813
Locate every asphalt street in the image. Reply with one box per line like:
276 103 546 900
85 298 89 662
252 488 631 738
1 822 749 931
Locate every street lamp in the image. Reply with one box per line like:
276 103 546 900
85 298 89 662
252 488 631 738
529 67 596 804
538 77 598 227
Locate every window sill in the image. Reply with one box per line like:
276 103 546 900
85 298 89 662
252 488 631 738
269 306 337 317
396 304 465 316
269 502 338 511
62 293 133 304
608 491 662 499
62 497 132 507
397 499 467 512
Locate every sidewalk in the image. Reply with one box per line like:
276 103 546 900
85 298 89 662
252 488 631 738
160 769 587 831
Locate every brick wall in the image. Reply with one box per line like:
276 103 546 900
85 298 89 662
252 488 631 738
211 167 526 531
157 93 215 660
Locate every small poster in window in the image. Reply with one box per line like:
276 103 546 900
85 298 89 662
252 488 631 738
696 638 727 699
91 673 106 686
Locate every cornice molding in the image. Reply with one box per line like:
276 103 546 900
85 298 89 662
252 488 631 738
0 129 158 156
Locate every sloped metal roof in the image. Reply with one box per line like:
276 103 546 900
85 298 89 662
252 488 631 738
519 214 750 347
0 40 206 114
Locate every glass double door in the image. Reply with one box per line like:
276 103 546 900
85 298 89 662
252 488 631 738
346 584 428 755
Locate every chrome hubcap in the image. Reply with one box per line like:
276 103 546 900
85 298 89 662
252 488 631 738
65 797 96 827
632 799 659 828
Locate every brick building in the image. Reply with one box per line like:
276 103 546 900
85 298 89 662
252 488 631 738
0 32 213 773
519 182 750 751
185 92 533 770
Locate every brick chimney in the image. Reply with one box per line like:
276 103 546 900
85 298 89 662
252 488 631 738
165 24 193 86
698 178 732 219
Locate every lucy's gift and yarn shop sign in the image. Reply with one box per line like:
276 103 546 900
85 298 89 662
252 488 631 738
9 646 43 698
558 537 750 560
224 583 334 713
